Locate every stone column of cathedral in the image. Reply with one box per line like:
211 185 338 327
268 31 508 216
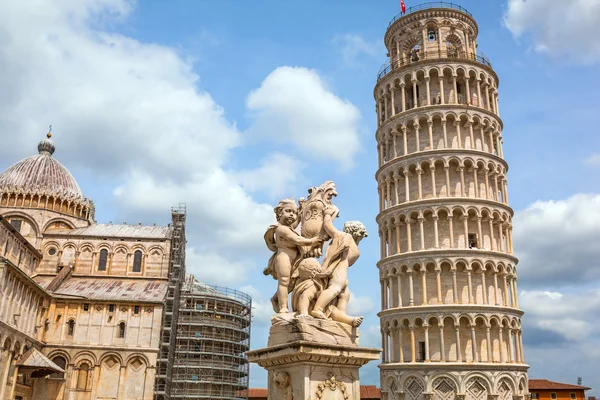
373 4 529 400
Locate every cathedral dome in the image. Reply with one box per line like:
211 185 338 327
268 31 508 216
0 133 82 199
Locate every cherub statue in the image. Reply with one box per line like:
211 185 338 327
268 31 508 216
291 258 322 318
310 206 368 321
264 199 322 313
292 257 364 327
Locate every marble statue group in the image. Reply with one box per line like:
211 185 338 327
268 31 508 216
263 181 367 327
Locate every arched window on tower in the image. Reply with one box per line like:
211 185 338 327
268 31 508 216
411 44 420 62
132 250 142 273
98 249 108 271
118 322 126 338
447 41 458 58
428 29 436 42
67 320 75 336
446 34 462 59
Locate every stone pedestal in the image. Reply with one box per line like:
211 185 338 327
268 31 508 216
248 315 381 400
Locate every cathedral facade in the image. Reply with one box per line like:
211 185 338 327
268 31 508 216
0 132 186 400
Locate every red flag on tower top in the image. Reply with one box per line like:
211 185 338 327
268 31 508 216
401 0 406 13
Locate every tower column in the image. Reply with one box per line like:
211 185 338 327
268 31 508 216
427 120 434 150
499 327 505 362
433 215 439 248
414 124 421 152
392 129 398 159
470 325 478 362
395 218 402 254
394 173 400 205
384 93 389 120
405 220 413 252
418 217 425 250
486 326 493 361
408 270 415 306
430 166 437 198
401 83 407 112
409 325 416 362
481 269 488 304
439 324 446 362
421 266 428 304
465 77 471 105
442 118 448 148
397 274 403 307
424 324 431 362
455 325 462 362
436 269 442 303
412 79 418 107
417 168 423 199
448 216 454 248
404 171 410 202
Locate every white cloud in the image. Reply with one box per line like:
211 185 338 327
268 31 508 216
521 290 600 342
504 0 600 64
238 285 274 327
229 152 306 199
332 34 381 67
346 292 376 317
0 0 239 179
359 324 383 350
186 249 255 286
113 169 274 254
584 153 600 167
0 0 365 286
513 194 600 287
246 66 362 171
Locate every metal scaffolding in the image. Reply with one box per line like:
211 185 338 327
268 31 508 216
154 205 187 400
171 275 251 400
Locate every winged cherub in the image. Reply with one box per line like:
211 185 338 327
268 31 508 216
264 199 322 313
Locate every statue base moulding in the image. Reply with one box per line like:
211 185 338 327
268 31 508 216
247 317 381 400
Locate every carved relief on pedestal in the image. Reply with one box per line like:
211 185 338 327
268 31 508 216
271 371 293 400
314 376 349 400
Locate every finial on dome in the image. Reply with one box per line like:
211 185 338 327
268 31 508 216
38 125 56 156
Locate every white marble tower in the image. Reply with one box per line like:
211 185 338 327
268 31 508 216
373 4 529 400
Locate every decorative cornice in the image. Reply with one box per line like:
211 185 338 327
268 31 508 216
375 104 503 134
378 304 525 320
247 341 381 369
375 198 514 223
376 248 519 269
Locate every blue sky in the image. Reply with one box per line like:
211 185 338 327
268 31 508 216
0 0 599 394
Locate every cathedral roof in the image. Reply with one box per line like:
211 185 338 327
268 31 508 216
34 276 168 302
53 223 172 239
0 132 83 199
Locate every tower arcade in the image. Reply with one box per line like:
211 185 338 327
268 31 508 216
373 4 529 400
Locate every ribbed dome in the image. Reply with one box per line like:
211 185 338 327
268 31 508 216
0 135 82 198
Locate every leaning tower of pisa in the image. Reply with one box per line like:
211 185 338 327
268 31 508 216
374 4 529 400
